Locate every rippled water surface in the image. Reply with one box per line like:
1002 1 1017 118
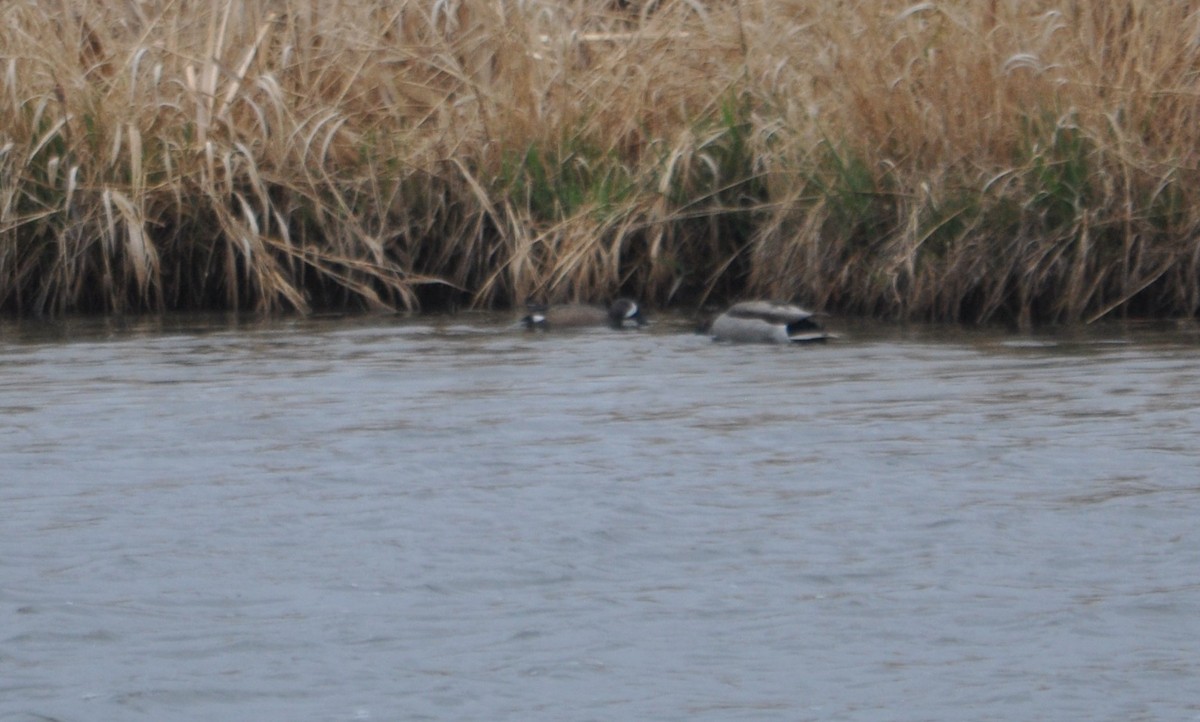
3 313 1200 721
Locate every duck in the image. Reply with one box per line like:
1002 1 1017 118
521 298 646 330
707 300 832 344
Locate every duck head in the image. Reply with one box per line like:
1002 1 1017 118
607 298 646 329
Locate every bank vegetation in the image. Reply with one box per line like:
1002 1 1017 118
3 0 1200 324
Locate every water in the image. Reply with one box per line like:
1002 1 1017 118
2 313 1199 721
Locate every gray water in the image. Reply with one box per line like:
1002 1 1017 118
2 313 1199 721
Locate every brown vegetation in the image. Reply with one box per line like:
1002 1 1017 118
3 0 1200 324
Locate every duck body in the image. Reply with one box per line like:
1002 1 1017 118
521 298 645 330
709 300 831 344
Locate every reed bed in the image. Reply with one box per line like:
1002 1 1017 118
3 0 1200 323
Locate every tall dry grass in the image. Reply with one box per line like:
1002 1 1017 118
2 0 1200 322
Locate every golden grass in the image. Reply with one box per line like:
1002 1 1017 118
3 0 1200 323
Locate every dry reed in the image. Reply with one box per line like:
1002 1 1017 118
3 0 1200 323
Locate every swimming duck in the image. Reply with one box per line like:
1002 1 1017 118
708 300 831 343
521 298 646 330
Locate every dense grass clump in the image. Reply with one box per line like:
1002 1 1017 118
3 0 1200 323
